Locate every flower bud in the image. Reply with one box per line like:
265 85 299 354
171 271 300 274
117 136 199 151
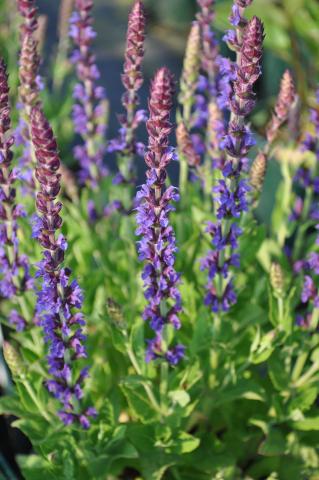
270 262 284 297
107 298 126 330
250 152 267 192
3 342 26 378
266 70 296 144
179 21 201 106
176 122 200 168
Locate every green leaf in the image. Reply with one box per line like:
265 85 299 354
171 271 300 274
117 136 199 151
62 449 75 480
11 417 56 445
190 309 213 356
0 394 25 417
168 390 191 408
168 432 200 454
250 329 276 364
17 455 61 480
212 379 266 406
268 352 291 391
240 222 266 266
107 323 127 354
86 440 138 477
290 387 318 412
292 416 319 431
258 429 286 456
127 425 174 480
120 382 159 424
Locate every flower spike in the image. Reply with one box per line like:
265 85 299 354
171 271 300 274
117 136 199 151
136 68 184 365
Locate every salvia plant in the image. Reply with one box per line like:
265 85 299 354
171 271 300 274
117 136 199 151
0 0 318 479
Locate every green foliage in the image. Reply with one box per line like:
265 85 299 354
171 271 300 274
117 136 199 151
0 0 318 479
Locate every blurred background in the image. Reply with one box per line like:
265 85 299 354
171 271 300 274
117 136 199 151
0 0 318 477
36 0 319 137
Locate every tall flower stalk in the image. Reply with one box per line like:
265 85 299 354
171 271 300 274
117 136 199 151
31 107 95 427
109 0 146 186
69 0 108 187
250 70 296 200
178 0 233 198
16 0 41 193
52 0 75 91
177 21 202 192
291 89 319 329
0 58 32 330
136 68 184 365
202 3 264 312
266 70 296 148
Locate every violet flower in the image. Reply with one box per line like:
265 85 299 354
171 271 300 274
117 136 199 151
136 68 184 365
202 8 264 313
0 58 32 330
196 0 235 114
294 89 319 326
70 0 108 187
180 0 234 187
31 107 95 428
109 0 146 185
197 0 219 90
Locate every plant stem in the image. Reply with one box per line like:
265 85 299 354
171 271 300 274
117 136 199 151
22 380 52 423
160 360 169 417
277 297 284 325
293 361 319 388
126 341 162 415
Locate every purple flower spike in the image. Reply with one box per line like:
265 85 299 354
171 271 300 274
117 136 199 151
70 0 108 187
16 0 41 194
0 59 32 330
266 70 296 144
202 8 264 313
294 87 319 327
31 107 95 428
17 0 38 35
136 68 184 365
184 0 233 173
197 0 219 83
110 1 146 185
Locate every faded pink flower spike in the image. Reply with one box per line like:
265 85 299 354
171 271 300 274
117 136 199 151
266 70 296 144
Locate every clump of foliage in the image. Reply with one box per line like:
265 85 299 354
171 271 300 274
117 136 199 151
0 0 319 479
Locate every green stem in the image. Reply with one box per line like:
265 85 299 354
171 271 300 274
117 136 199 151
160 360 169 417
178 101 192 199
292 352 308 382
293 361 319 388
126 342 162 415
277 163 293 247
22 380 52 423
277 297 284 326
179 153 189 202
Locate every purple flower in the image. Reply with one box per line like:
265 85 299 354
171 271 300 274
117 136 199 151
70 0 108 187
136 68 184 364
9 310 26 332
301 275 319 307
291 88 319 323
31 107 95 428
0 59 32 327
202 10 264 313
166 345 186 366
229 5 241 26
111 1 146 185
16 0 41 196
